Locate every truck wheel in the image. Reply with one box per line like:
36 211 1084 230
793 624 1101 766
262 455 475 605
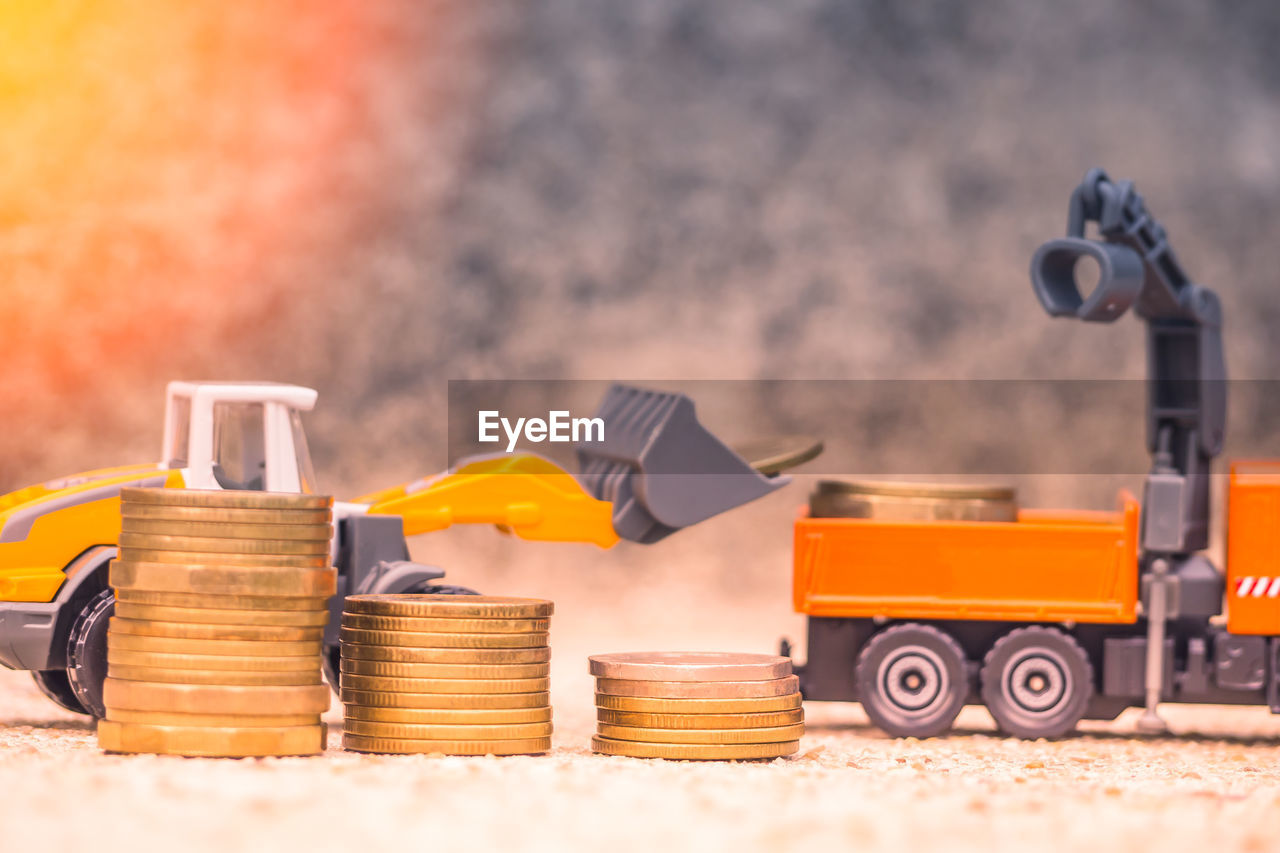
322 583 481 694
66 589 114 718
854 623 967 738
980 626 1093 739
31 670 90 715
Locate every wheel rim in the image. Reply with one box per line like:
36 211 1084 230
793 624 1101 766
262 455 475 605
878 645 948 715
1002 649 1070 717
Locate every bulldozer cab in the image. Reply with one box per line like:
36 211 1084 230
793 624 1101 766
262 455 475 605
163 381 319 494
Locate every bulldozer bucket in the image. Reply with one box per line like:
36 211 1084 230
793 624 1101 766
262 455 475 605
575 385 789 543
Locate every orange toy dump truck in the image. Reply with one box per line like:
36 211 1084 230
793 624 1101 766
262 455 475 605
786 170 1280 738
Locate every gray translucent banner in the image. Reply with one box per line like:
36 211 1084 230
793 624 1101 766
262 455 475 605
445 379 1276 476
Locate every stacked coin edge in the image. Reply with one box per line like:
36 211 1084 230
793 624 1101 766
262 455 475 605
589 652 804 760
340 594 554 755
98 488 335 757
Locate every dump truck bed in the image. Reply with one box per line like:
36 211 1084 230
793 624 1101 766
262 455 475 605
793 491 1141 624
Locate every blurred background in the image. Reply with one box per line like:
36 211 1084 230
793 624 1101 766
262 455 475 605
4 0 1280 655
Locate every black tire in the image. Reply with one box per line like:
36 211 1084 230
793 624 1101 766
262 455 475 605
854 623 968 738
414 584 480 596
980 626 1093 739
66 589 114 719
322 644 342 694
31 669 90 715
323 583 481 694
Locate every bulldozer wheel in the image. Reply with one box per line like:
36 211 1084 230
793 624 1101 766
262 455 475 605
31 669 90 715
66 588 114 718
854 623 967 738
411 584 480 596
980 626 1093 739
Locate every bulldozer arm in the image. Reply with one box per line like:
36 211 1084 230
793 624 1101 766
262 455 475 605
360 454 620 548
358 384 799 548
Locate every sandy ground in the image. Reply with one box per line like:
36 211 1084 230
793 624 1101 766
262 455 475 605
3 649 1280 853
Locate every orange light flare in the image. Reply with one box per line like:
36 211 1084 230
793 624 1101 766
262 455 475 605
0 1 377 469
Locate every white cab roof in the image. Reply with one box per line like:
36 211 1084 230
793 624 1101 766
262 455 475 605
166 381 318 411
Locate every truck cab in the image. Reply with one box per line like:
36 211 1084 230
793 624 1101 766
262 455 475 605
161 381 319 495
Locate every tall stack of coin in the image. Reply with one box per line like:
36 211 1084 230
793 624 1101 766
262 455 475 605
809 480 1018 521
590 652 803 760
339 595 553 755
98 488 335 757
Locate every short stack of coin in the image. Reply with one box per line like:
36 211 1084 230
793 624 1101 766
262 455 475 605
339 594 553 755
590 652 803 760
98 487 335 757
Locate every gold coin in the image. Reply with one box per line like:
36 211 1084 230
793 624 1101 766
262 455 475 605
102 679 331 714
108 664 322 686
119 532 330 556
731 436 824 476
340 689 550 710
110 561 336 597
809 479 1018 522
105 709 321 727
591 736 798 760
339 674 549 694
107 648 320 672
594 693 804 714
120 548 330 568
814 479 1016 500
597 709 803 729
339 627 548 649
121 503 332 526
98 719 326 757
341 613 550 634
339 659 549 679
596 722 805 744
343 705 551 725
121 488 333 511
115 589 331 611
339 643 550 665
595 675 800 699
114 602 330 627
108 632 323 658
109 617 323 642
342 733 550 755
343 719 553 740
588 652 791 682
121 518 332 542
345 595 553 619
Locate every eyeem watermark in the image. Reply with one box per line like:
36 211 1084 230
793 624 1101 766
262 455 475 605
478 410 604 452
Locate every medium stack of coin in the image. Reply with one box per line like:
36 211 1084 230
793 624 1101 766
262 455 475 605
340 595 553 755
590 652 803 760
98 488 335 757
809 479 1018 522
